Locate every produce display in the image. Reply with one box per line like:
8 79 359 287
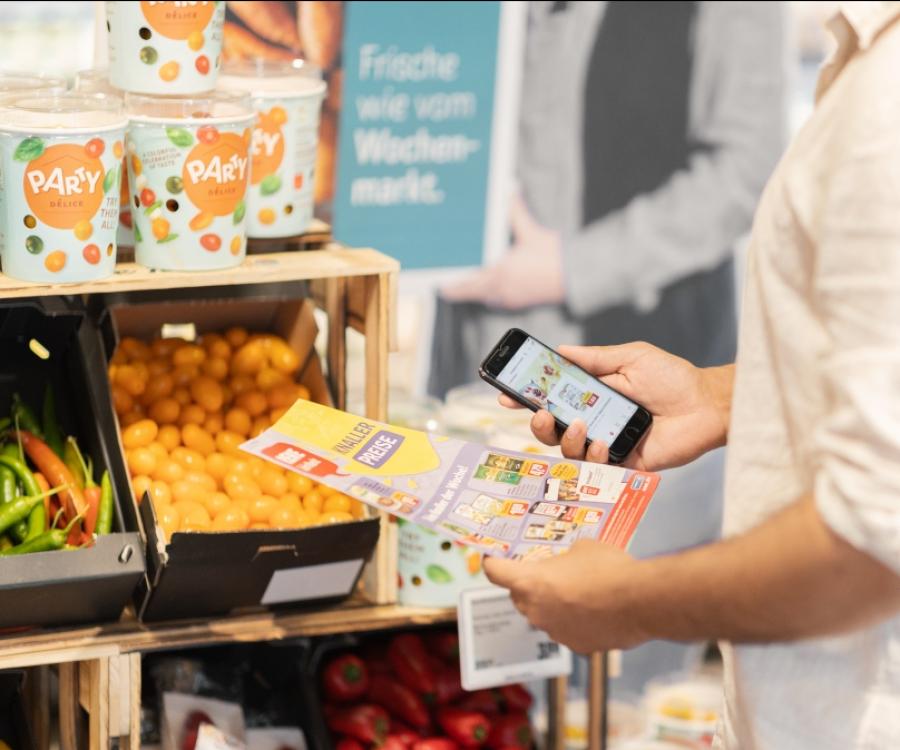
108 327 365 539
322 631 535 749
0 386 114 556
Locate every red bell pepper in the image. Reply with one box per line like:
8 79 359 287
323 654 369 702
498 685 533 713
413 740 459 750
326 704 389 745
368 674 431 729
437 709 491 748
433 665 463 706
456 690 501 716
486 713 532 750
335 739 365 750
426 631 460 664
389 634 436 696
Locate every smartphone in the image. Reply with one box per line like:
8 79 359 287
479 328 652 464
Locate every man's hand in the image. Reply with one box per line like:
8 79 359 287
483 541 648 654
501 342 734 471
442 195 565 309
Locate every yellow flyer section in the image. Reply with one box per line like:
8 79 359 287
241 400 661 560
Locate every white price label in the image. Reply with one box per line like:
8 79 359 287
458 587 572 690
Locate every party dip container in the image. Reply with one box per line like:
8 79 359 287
0 93 126 283
219 60 326 238
124 90 254 270
106 1 225 94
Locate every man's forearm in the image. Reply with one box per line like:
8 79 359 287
628 495 900 643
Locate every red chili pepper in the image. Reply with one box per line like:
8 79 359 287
389 634 436 696
426 631 460 664
486 714 532 750
368 674 430 729
323 654 370 702
456 691 501 716
326 704 389 745
498 685 533 713
412 740 459 750
433 665 463 706
438 709 491 748
70 484 101 545
15 431 86 521
382 737 410 750
335 739 365 750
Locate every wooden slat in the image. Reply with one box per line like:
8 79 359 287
546 675 568 750
0 247 398 299
324 275 348 410
588 652 606 750
0 603 454 668
86 659 110 750
58 662 80 750
25 666 50 750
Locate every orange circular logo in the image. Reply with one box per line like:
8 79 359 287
23 144 106 230
182 132 250 216
250 108 285 186
140 1 215 40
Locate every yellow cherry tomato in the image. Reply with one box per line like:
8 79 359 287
248 495 279 523
259 468 288 497
157 424 182 452
203 413 224 434
172 344 205 367
202 356 229 381
149 397 180 425
224 407 252 436
170 446 206 473
212 505 250 531
158 505 180 541
215 430 244 455
132 475 153 503
127 447 157 477
153 458 185 484
204 491 231 518
182 423 216 456
122 418 159 449
319 511 354 525
205 453 230 484
178 404 206 427
148 480 172 507
190 375 224 412
178 503 212 532
286 473 313 496
324 494 352 514
303 491 325 515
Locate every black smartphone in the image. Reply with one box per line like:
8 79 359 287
479 328 652 464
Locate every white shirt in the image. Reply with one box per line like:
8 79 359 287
717 3 900 748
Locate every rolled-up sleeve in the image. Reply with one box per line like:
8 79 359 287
812 43 900 576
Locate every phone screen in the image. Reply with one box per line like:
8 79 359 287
494 336 638 445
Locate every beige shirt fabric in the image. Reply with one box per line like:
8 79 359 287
717 3 900 748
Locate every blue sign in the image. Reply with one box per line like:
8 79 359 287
332 1 502 270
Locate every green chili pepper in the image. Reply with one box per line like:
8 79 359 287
0 451 46 541
63 437 86 490
1 445 28 542
0 513 80 556
0 493 45 535
95 470 113 535
11 393 43 439
42 384 65 458
0 464 16 508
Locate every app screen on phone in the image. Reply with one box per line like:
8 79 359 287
496 338 638 443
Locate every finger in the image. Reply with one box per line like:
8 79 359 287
509 193 540 242
560 419 588 460
531 409 561 446
558 343 647 376
585 439 610 464
483 556 522 589
498 394 526 410
441 268 497 303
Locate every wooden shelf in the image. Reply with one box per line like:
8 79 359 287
0 246 398 299
0 602 455 668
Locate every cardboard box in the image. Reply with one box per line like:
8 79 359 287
93 287 380 622
0 298 145 630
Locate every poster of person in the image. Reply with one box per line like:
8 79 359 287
222 1 343 217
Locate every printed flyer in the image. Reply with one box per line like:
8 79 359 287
241 400 660 560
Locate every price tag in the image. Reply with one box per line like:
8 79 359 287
458 587 572 690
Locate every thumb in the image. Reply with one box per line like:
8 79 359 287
509 193 540 244
483 556 524 590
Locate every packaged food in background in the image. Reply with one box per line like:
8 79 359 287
106 1 225 95
219 59 326 239
160 692 246 750
643 674 721 747
124 91 254 271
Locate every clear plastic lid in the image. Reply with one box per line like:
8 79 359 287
0 92 127 134
0 72 67 94
125 90 255 125
73 68 120 96
219 58 326 97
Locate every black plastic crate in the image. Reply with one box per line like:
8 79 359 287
0 297 145 630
